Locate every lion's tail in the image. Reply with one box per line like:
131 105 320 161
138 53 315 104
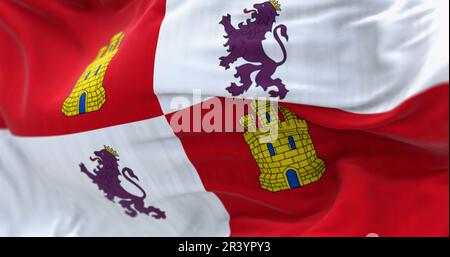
274 24 289 66
122 167 146 199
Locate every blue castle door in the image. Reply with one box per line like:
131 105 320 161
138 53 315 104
286 169 301 189
79 93 87 114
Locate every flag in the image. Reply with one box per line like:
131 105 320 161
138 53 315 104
0 0 448 236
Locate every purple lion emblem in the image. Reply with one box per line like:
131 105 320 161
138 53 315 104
219 1 289 99
79 146 166 219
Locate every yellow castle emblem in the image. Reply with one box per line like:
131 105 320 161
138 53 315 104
62 32 124 116
240 100 325 192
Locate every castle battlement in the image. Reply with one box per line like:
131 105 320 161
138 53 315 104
240 100 325 192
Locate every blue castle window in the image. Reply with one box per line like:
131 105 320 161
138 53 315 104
84 71 91 80
288 136 296 149
267 143 275 156
265 112 271 122
95 65 102 75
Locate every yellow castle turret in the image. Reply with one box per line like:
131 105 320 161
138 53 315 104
240 100 325 192
61 32 124 116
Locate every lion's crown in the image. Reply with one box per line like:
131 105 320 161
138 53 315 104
104 145 119 158
269 0 281 11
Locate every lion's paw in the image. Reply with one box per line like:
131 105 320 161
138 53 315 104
152 211 166 220
219 57 230 70
219 14 231 25
79 163 87 172
226 83 246 96
268 90 280 97
269 89 288 99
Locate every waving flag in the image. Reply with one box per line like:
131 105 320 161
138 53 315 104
0 0 448 236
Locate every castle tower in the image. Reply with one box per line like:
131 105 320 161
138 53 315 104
61 32 124 116
240 100 325 192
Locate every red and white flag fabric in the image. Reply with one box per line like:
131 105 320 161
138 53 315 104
0 0 448 236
